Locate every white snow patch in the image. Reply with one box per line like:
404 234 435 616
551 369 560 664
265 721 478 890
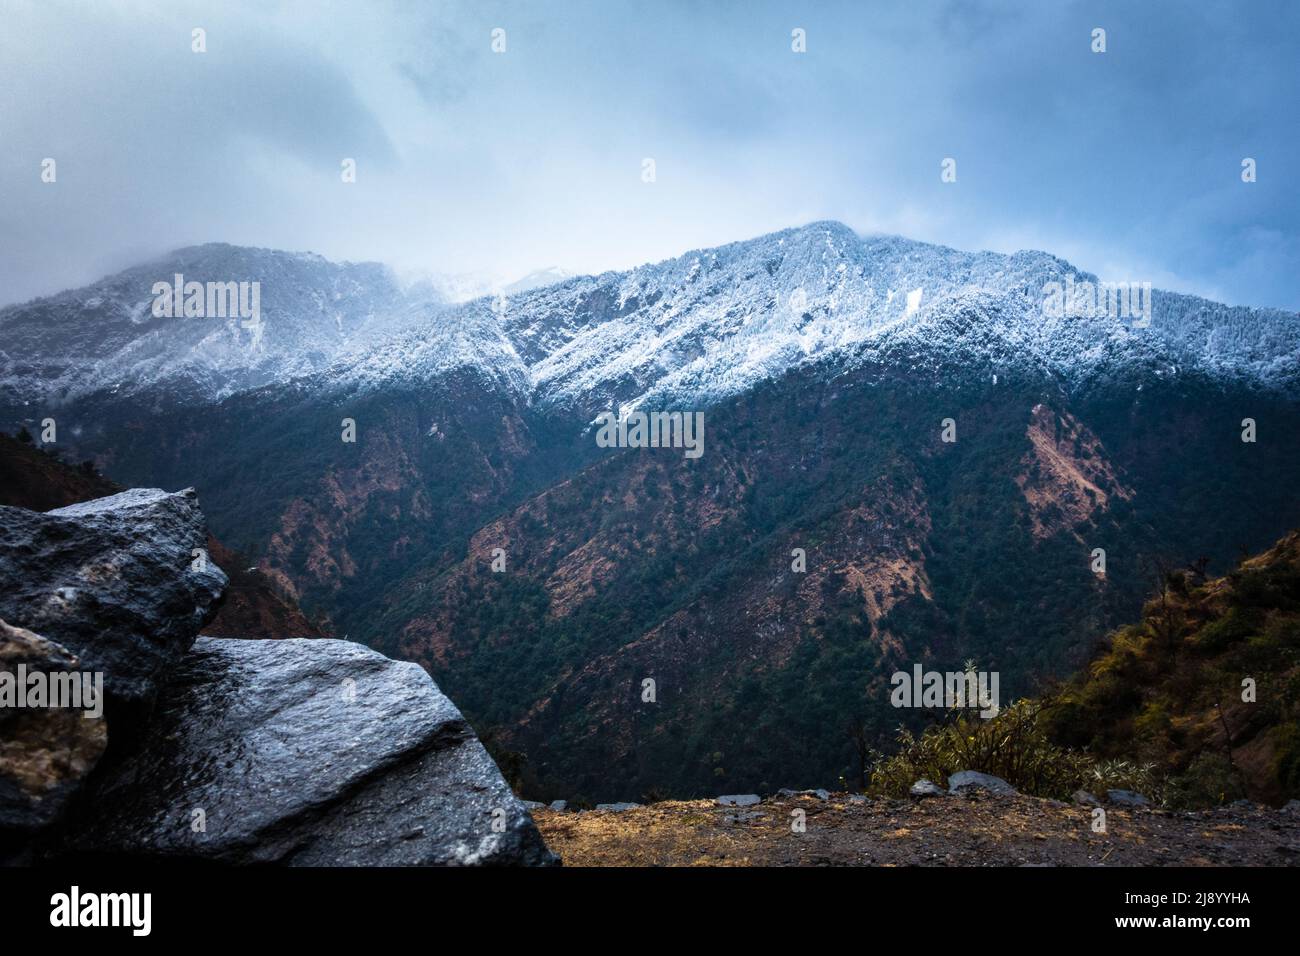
905 288 923 318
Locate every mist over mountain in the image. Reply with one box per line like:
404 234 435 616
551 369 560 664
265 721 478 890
6 223 1296 416
4 222 1298 799
0 243 445 407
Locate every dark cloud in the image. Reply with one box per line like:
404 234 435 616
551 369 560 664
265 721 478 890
1 0 1296 309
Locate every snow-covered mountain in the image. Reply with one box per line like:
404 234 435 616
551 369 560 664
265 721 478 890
423 266 574 304
3 223 1297 416
7 223 1295 803
0 243 443 406
317 220 1299 413
485 221 1299 412
502 267 574 296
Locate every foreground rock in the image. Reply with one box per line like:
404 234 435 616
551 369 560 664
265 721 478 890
910 779 947 798
63 638 556 866
1106 789 1152 807
0 489 227 706
0 620 108 832
948 771 1017 796
717 794 761 807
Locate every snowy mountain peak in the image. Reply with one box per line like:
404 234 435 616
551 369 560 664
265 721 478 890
0 244 442 405
3 225 1297 416
477 221 1299 411
503 267 575 295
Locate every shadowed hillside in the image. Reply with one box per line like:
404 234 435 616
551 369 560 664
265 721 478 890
0 431 324 640
1044 530 1300 807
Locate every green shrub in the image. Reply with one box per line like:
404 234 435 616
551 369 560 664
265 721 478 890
868 699 1099 800
1088 759 1162 799
1163 753 1244 810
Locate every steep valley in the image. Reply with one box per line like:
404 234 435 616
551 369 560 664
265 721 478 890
4 223 1298 802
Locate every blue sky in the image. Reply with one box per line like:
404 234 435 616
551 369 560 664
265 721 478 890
1 0 1297 309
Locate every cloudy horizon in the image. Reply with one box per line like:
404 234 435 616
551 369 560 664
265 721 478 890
2 0 1297 311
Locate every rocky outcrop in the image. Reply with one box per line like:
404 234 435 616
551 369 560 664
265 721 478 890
0 488 226 707
1 489 556 866
64 638 555 865
0 485 213 838
0 439 324 642
0 620 107 832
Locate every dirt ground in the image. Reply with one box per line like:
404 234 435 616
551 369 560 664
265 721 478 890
533 792 1300 867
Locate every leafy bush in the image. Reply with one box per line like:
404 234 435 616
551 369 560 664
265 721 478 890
1162 753 1243 810
1088 759 1162 800
1040 532 1300 806
868 699 1099 800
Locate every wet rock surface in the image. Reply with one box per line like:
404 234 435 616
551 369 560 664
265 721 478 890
0 489 227 706
64 638 557 866
0 620 108 832
2 489 557 865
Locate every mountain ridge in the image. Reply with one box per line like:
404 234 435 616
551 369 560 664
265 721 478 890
5 222 1297 419
4 222 1299 800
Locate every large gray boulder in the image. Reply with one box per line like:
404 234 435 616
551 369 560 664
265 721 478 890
0 489 227 706
64 638 556 866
